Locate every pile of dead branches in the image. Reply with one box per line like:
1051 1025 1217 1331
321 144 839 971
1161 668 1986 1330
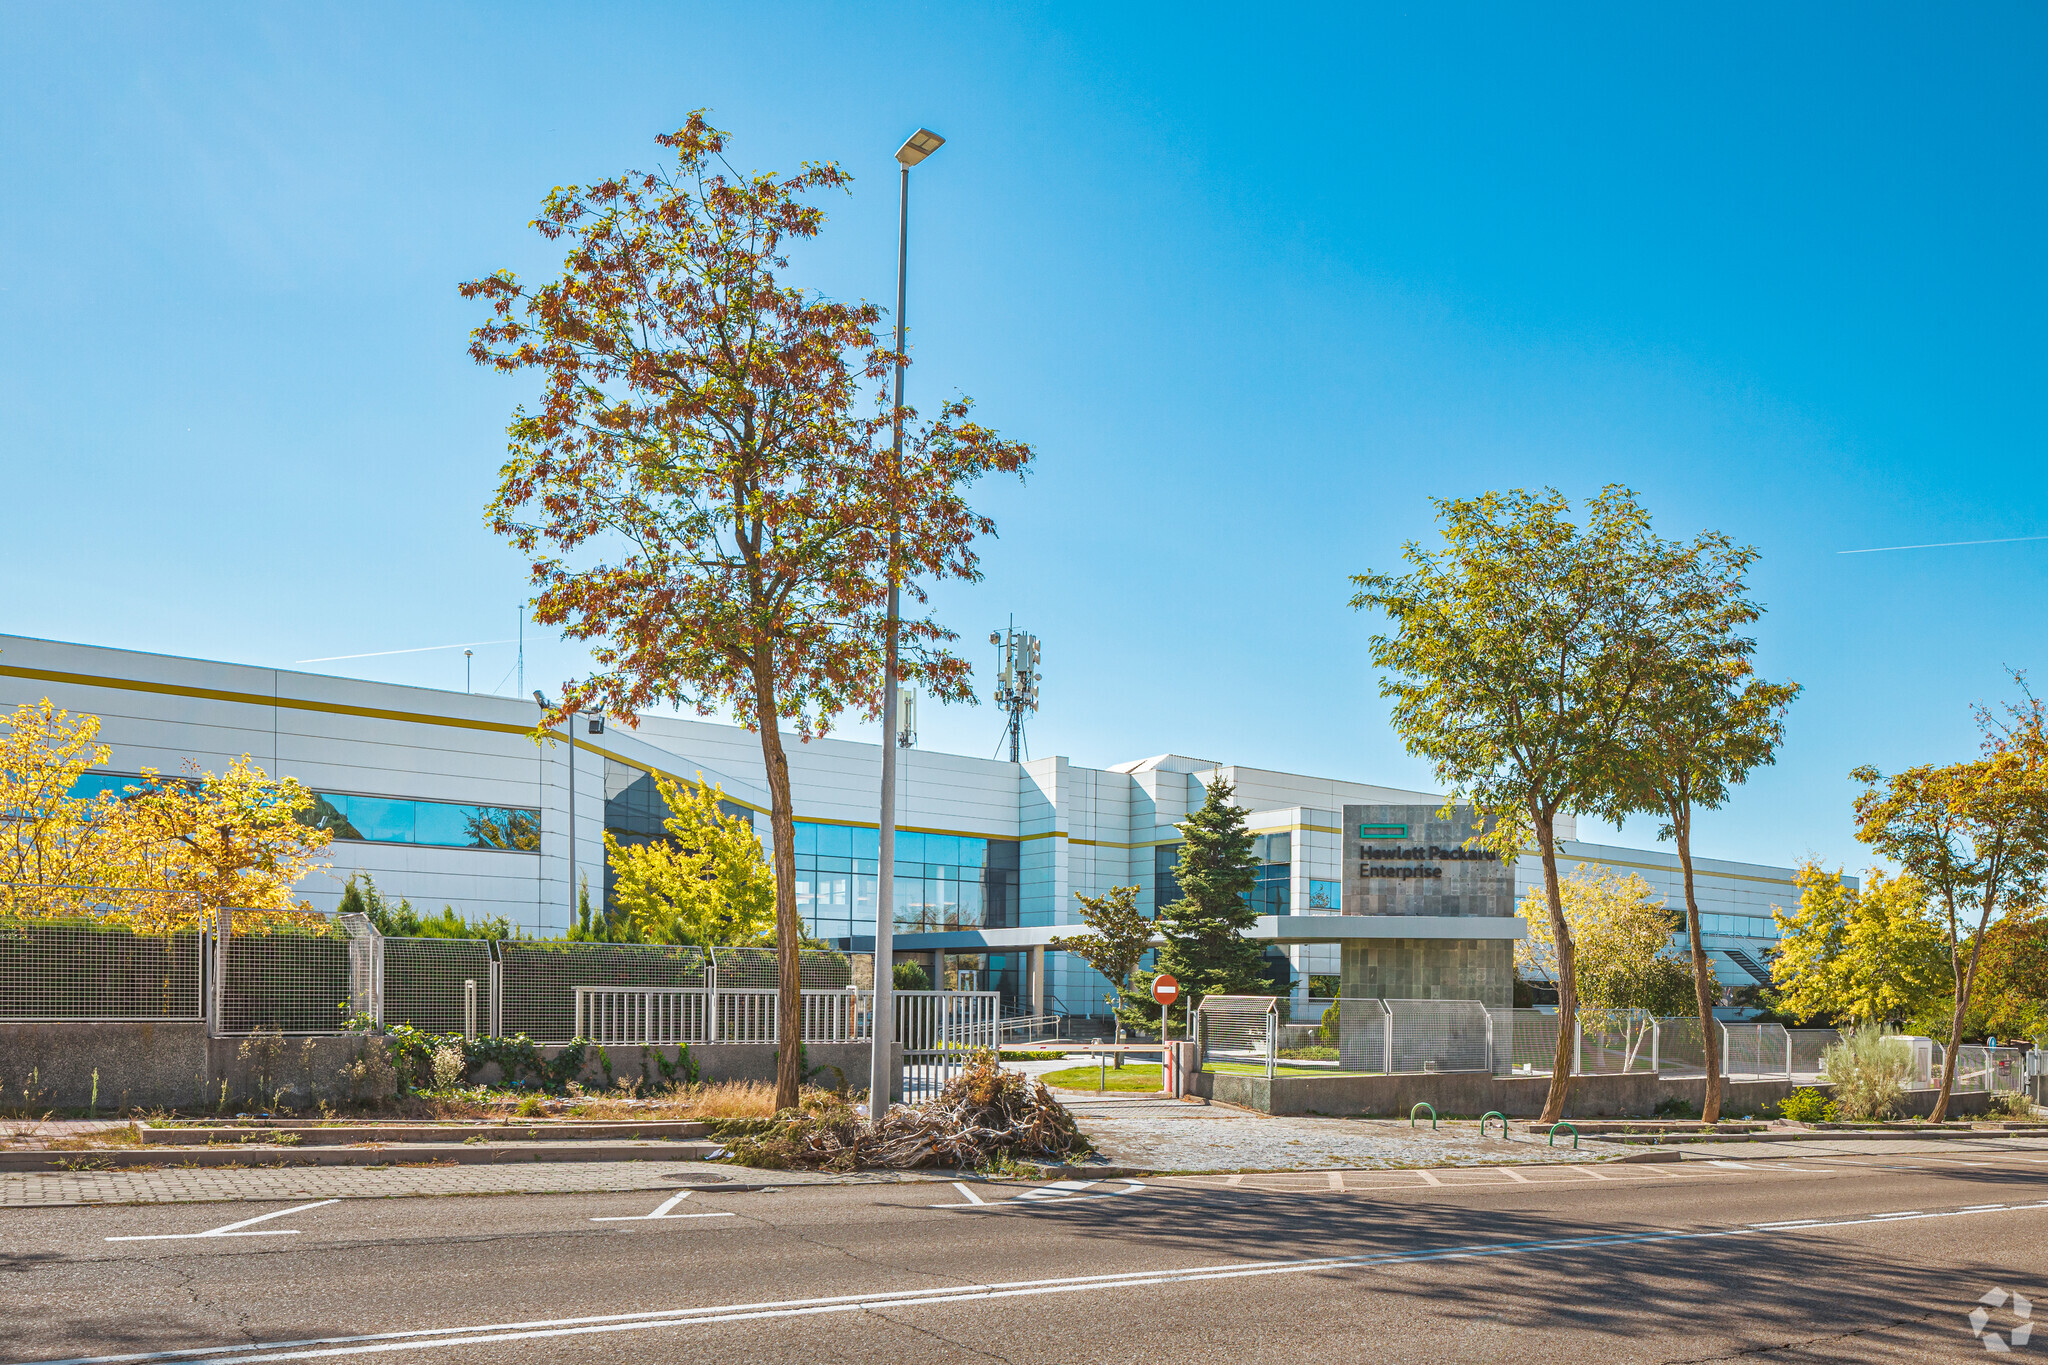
724 1050 1089 1171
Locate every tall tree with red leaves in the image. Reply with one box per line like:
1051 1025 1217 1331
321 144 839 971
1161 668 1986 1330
463 115 1033 1109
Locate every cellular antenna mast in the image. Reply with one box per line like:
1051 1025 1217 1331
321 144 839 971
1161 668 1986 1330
990 620 1041 763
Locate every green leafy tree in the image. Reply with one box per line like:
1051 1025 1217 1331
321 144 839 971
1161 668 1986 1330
1968 910 2048 1042
1052 885 1156 1066
464 117 1032 1109
1595 528 1798 1121
602 777 775 947
1851 684 2048 1119
1769 863 1949 1027
1351 486 1674 1124
891 960 931 992
1150 777 1269 1011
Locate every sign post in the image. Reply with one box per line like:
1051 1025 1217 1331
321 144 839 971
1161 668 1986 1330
1152 974 1180 1039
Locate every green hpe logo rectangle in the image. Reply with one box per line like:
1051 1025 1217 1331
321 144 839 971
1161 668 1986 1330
1358 823 1407 840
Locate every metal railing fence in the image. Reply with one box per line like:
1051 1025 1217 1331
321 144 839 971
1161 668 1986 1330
1497 1008 1561 1075
573 986 880 1046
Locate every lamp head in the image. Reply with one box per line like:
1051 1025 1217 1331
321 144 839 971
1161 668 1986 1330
895 128 945 167
533 690 548 707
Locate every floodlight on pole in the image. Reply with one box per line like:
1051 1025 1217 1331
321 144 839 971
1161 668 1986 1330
874 125 944 1123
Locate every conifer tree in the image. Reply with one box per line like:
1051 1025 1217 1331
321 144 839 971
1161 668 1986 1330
1148 777 1271 1009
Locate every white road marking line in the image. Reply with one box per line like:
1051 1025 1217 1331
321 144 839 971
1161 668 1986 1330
1325 1171 1345 1191
590 1191 735 1223
929 1180 1144 1210
106 1200 341 1243
1570 1166 1613 1180
42 1200 2048 1365
950 1182 987 1206
1415 1170 1442 1186
1495 1167 1530 1183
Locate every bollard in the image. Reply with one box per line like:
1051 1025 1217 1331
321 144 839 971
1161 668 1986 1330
1547 1121 1578 1149
1410 1101 1437 1130
1479 1111 1507 1139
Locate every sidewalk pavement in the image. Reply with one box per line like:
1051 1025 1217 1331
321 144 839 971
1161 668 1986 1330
0 1160 903 1208
1063 1094 1641 1171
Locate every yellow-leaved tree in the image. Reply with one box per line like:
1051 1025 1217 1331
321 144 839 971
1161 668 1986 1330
603 777 775 947
0 701 137 914
1769 862 1949 1027
1516 864 1706 1069
0 699 331 930
118 757 334 930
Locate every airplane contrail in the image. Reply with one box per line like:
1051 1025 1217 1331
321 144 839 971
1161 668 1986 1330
1837 534 2048 555
297 640 516 663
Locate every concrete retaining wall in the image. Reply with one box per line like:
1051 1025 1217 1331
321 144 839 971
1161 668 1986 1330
0 1022 898 1111
1193 1069 1996 1120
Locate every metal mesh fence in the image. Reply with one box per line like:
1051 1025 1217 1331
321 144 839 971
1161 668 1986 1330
219 908 352 1034
1723 1022 1791 1078
1386 999 1491 1073
1331 998 1390 1073
0 890 205 1020
1654 1015 1718 1078
1497 1009 1561 1075
382 937 494 1036
1577 1008 1657 1075
1195 994 1277 1074
710 946 855 991
499 942 708 1043
1789 1029 1841 1078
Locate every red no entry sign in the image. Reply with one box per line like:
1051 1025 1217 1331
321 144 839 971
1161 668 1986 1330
1152 974 1180 1006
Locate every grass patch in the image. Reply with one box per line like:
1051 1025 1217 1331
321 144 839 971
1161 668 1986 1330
1040 1063 1164 1092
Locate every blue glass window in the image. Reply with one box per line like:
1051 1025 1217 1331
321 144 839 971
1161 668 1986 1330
789 821 1016 938
304 792 540 852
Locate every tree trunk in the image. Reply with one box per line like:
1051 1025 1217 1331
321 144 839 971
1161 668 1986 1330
1930 886 1999 1123
752 685 804 1113
1536 807 1577 1125
1673 802 1722 1123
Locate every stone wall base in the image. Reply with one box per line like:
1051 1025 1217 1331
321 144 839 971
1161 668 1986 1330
1194 1068 1996 1120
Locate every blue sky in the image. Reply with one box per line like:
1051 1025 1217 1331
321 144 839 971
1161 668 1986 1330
3 3 2043 882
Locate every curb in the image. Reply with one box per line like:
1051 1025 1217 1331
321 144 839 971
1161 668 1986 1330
1 1140 721 1173
135 1121 710 1147
1607 1128 2048 1146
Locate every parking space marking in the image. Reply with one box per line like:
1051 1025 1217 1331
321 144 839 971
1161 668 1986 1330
106 1199 340 1242
37 1199 2048 1364
930 1180 1147 1210
591 1191 735 1223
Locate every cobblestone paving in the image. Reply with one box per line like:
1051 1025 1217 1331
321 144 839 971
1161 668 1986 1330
0 1161 901 1207
1064 1096 1634 1171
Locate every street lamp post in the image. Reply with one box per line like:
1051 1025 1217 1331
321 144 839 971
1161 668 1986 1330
873 125 944 1122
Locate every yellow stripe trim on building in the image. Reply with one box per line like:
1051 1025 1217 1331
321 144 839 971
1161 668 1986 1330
0 663 1044 843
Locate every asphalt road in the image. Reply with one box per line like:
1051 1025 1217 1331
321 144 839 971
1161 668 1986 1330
4 1151 2046 1363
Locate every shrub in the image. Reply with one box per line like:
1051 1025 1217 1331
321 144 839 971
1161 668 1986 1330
1654 1096 1697 1119
1778 1087 1836 1124
1820 1025 1911 1121
1986 1092 2035 1119
429 1044 466 1090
